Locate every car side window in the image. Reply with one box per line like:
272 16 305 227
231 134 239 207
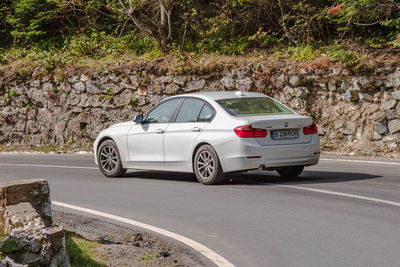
145 99 180 123
175 99 205 123
198 104 214 122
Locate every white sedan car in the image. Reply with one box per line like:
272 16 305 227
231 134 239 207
94 91 320 184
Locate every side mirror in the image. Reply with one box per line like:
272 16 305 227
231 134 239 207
134 114 143 123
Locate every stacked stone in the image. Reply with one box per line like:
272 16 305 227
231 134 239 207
0 61 399 153
0 179 69 267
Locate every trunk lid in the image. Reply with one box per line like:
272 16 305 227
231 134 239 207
243 114 313 146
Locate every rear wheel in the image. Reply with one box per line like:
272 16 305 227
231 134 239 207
194 145 224 185
98 140 127 178
276 166 304 178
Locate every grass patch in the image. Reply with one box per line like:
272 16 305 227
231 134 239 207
65 230 106 267
140 252 160 266
32 145 60 153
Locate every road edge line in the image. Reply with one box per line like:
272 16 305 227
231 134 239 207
319 158 400 165
52 201 235 267
277 185 400 207
0 163 98 170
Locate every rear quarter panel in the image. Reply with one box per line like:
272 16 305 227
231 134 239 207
191 109 249 171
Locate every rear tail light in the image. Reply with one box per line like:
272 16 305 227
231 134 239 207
234 125 268 138
303 122 318 135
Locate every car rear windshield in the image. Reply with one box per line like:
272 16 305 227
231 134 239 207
217 97 293 117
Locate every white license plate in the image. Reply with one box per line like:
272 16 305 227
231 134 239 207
271 129 299 139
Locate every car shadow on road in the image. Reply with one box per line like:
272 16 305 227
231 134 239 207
225 170 382 185
123 170 381 185
124 171 198 183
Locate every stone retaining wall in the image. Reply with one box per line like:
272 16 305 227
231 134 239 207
0 59 399 154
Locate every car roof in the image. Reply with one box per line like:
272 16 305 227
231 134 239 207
173 91 268 102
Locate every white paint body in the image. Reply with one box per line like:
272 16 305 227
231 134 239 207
94 92 320 173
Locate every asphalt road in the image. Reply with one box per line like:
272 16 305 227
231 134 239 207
1 154 399 267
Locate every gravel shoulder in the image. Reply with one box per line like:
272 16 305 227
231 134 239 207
53 210 208 267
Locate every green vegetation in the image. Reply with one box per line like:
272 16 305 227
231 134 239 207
65 230 106 267
279 44 361 67
140 252 160 266
2 89 19 103
0 0 399 69
127 97 138 106
32 144 59 152
0 237 20 254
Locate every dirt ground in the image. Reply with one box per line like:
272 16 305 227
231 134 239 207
52 210 208 267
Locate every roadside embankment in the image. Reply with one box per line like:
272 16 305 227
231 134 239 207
0 179 207 266
53 210 206 267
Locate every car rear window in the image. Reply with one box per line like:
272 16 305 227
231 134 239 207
217 97 293 117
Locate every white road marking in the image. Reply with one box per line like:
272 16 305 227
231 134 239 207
0 163 97 170
52 201 234 267
277 185 400 207
320 158 400 165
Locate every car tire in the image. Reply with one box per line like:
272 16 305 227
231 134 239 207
276 166 304 178
194 145 225 185
98 140 127 178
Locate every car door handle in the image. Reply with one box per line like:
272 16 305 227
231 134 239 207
156 129 165 134
191 127 201 132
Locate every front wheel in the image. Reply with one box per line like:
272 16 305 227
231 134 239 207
194 145 224 185
276 166 304 178
98 140 127 178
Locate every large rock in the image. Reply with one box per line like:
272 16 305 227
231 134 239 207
86 80 101 94
352 78 362 91
0 179 52 227
27 88 46 107
359 76 374 89
165 83 180 94
328 79 336 91
381 99 397 110
344 89 359 102
388 119 400 134
359 93 373 102
392 90 400 100
0 179 70 267
372 111 386 121
236 77 253 91
386 110 397 120
72 81 86 93
375 120 388 135
289 76 303 87
185 79 206 92
221 76 234 89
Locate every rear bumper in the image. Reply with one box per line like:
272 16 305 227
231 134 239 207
215 136 320 173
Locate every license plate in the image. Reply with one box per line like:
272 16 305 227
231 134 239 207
271 129 299 139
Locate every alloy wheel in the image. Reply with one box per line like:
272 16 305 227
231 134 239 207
197 151 215 180
100 145 118 173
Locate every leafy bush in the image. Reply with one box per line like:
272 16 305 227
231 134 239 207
321 44 360 67
286 46 319 61
123 32 161 56
69 32 110 57
6 0 61 40
329 0 400 47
